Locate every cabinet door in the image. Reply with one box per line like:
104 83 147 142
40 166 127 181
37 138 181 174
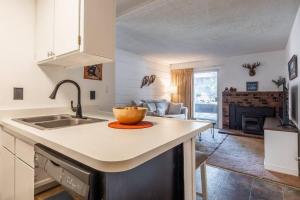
36 0 55 62
15 159 34 200
54 0 80 57
0 147 15 200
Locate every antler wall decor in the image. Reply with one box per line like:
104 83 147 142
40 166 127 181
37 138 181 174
141 76 150 88
272 76 286 88
140 75 156 88
242 62 261 76
148 75 156 86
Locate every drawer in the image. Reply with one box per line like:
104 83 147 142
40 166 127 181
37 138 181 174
16 139 34 168
0 129 15 154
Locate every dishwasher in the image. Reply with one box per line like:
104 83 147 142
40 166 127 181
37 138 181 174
34 144 102 200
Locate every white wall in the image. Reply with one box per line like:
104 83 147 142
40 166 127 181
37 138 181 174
115 49 170 105
0 0 115 111
171 50 286 127
285 4 300 128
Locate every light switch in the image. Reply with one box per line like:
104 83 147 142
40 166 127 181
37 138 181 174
90 91 96 100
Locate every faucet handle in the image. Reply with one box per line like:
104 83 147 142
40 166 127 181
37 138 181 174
71 101 77 112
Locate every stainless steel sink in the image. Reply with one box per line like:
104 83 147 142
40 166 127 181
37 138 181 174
13 114 107 130
20 115 69 123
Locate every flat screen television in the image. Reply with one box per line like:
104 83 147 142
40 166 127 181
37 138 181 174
291 85 298 126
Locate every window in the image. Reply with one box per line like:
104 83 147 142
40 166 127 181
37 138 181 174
193 71 218 123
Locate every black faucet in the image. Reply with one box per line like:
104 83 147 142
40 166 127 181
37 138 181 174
49 80 83 118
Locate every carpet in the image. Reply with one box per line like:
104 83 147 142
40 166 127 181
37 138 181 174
195 129 228 156
207 135 300 189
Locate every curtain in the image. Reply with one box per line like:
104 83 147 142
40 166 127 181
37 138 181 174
171 68 193 119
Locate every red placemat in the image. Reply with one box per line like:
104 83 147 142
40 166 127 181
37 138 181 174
108 121 153 129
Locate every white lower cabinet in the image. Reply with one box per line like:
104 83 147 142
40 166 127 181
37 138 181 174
264 130 299 176
15 158 34 200
0 147 15 200
0 129 35 200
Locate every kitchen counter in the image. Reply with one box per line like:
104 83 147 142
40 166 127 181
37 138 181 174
1 111 211 173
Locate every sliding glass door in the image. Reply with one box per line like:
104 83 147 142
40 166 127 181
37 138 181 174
193 70 218 123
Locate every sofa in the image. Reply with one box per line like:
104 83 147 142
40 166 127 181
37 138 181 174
132 99 188 119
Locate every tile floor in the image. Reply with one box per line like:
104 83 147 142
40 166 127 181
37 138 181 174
206 134 300 188
196 166 300 200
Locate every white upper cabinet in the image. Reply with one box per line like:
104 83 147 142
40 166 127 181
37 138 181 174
54 0 80 57
36 0 55 62
36 0 115 67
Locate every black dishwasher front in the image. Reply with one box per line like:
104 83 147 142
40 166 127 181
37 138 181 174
35 144 102 200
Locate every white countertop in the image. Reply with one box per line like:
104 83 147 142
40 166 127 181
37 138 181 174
1 110 211 172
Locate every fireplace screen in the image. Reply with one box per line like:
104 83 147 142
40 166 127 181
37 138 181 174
229 104 276 135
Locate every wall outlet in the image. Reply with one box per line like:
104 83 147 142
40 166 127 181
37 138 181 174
13 88 23 100
90 91 96 100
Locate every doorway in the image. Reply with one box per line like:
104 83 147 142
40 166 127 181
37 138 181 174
193 70 219 124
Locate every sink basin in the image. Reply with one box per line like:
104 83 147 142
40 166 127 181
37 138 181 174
19 115 69 123
35 118 106 129
13 114 107 130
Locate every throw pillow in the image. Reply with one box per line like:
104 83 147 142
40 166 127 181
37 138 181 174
168 103 183 114
143 102 157 112
156 101 169 116
143 99 155 103
132 100 144 106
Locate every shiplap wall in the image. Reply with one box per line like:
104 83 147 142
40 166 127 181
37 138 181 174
115 49 171 105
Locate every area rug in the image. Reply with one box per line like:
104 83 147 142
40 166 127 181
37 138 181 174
195 129 228 157
207 135 300 189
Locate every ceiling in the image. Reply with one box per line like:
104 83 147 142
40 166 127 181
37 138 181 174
116 0 300 65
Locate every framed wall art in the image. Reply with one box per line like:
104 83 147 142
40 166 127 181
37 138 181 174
84 64 102 81
288 55 298 80
246 81 258 91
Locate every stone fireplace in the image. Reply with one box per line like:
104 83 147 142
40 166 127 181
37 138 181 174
222 91 283 134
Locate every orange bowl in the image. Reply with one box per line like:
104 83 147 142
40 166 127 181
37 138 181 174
113 107 148 125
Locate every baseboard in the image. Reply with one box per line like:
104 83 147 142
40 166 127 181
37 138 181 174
264 161 298 176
